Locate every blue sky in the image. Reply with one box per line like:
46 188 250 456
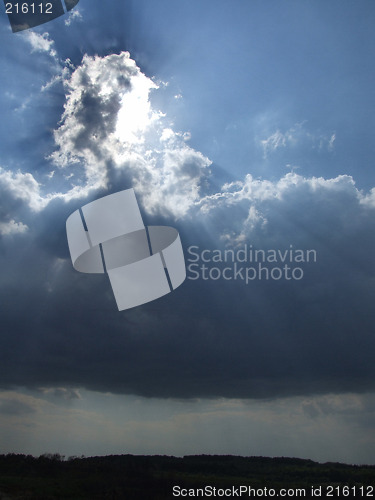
1 0 375 464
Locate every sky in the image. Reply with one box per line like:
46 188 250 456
0 0 375 464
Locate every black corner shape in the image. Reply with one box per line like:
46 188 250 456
4 0 80 33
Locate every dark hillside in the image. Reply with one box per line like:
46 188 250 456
0 453 374 499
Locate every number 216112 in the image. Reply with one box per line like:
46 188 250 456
5 3 53 14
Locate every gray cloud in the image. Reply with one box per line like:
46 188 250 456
0 51 375 401
1 172 374 399
0 397 36 416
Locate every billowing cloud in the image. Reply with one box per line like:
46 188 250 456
0 167 47 212
0 51 210 216
49 51 211 216
198 172 369 242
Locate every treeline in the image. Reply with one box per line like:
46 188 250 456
0 453 374 499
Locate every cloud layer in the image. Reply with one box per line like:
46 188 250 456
0 51 375 401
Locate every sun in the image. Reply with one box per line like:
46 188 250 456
115 72 160 145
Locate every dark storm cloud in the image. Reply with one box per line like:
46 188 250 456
0 46 374 401
0 170 375 400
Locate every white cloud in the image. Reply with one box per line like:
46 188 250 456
327 133 336 152
198 172 375 244
260 129 287 157
0 219 28 236
65 8 82 26
360 187 375 208
25 32 57 59
260 123 336 159
0 166 84 213
201 172 359 209
0 167 47 212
